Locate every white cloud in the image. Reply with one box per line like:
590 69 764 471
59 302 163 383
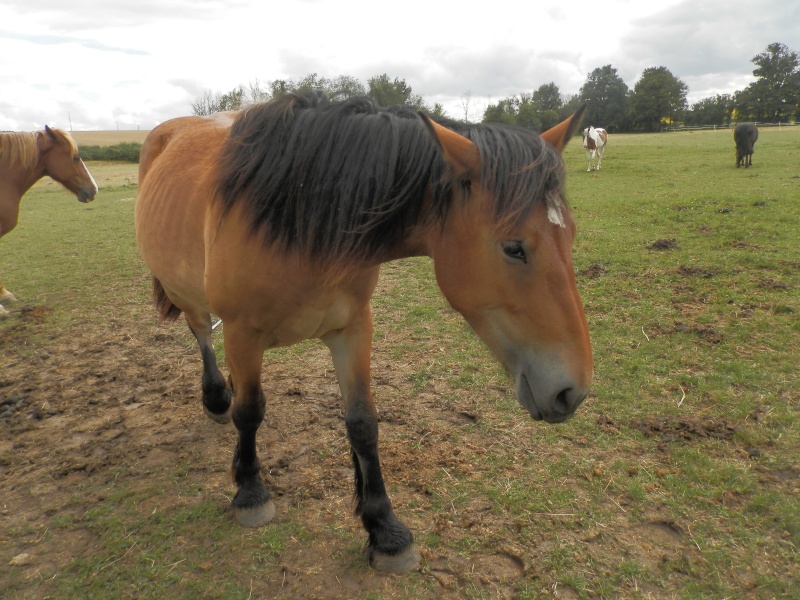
0 0 794 130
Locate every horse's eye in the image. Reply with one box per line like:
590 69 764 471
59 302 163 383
502 241 527 263
73 155 80 163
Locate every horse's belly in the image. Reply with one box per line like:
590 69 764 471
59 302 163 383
268 291 363 347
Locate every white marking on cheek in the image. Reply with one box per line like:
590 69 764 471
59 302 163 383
547 205 565 228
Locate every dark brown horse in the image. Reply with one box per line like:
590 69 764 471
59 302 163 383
135 92 592 572
734 123 758 168
0 126 98 316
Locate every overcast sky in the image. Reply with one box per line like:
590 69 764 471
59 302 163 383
1 0 797 131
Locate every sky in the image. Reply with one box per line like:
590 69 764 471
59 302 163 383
1 0 797 131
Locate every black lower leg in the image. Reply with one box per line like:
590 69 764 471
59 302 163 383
231 389 269 510
199 343 230 416
187 320 230 418
347 410 414 557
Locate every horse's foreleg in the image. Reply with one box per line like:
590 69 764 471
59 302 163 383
223 322 274 527
323 306 420 573
585 149 592 172
184 310 231 423
596 147 604 170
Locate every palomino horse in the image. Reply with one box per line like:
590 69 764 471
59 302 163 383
135 92 593 573
0 126 98 316
582 126 608 171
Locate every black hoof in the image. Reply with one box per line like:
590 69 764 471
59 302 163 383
202 384 231 424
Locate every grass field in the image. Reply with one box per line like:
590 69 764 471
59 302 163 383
1 125 798 599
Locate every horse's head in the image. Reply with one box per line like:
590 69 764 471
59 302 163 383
37 126 98 203
421 111 592 423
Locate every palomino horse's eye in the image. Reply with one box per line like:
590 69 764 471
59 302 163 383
502 241 527 264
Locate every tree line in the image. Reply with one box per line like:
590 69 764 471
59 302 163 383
193 43 799 133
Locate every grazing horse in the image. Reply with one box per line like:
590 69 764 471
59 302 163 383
734 123 758 168
0 126 98 316
135 92 593 573
582 126 608 171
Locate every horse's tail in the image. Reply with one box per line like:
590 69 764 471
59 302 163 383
152 277 182 322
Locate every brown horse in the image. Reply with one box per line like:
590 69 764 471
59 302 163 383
0 126 98 316
135 92 592 572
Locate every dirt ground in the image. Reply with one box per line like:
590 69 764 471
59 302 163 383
0 302 762 598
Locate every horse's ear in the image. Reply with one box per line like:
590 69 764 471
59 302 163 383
418 112 480 179
540 104 587 153
44 125 59 143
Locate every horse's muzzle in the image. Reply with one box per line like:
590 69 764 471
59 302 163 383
77 186 97 203
515 372 587 423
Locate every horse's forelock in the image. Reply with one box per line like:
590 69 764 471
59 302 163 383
462 124 567 229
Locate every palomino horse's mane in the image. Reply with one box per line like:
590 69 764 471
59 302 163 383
0 128 78 173
216 91 566 265
0 132 39 173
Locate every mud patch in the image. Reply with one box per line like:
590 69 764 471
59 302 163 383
632 416 736 442
657 322 723 344
647 239 677 251
678 265 715 278
579 263 607 279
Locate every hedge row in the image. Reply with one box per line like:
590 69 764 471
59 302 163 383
79 142 141 162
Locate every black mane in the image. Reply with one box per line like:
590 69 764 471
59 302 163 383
215 91 565 266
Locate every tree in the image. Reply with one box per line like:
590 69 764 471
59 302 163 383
367 74 424 108
736 43 800 122
532 82 562 111
482 85 563 131
685 94 734 126
628 66 688 131
483 97 520 126
532 83 563 130
191 86 246 116
578 65 629 132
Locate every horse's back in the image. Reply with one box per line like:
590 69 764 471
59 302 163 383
135 112 237 312
734 123 758 148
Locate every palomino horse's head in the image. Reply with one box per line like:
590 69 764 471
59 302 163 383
37 126 98 203
422 112 592 423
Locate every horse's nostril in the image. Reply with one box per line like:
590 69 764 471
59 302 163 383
555 387 586 415
554 388 571 414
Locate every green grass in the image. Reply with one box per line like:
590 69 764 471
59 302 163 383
2 126 799 598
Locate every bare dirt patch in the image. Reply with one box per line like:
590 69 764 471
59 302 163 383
0 303 753 597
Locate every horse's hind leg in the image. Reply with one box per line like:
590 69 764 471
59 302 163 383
184 309 232 424
323 306 419 573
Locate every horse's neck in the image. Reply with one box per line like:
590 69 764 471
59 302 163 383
0 133 46 236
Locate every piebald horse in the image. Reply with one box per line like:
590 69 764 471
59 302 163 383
0 126 98 316
582 126 608 171
135 92 593 573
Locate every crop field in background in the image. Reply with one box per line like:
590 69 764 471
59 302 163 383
0 126 798 599
70 130 151 147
